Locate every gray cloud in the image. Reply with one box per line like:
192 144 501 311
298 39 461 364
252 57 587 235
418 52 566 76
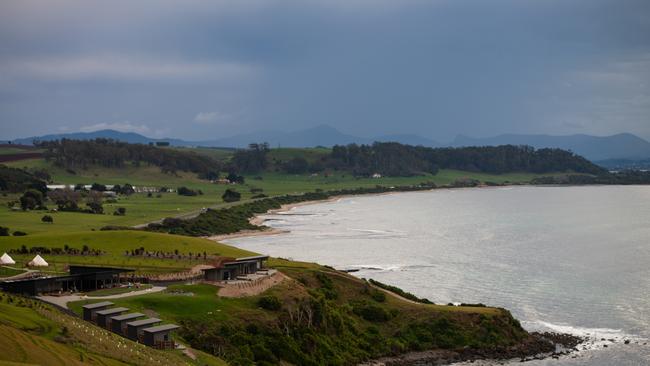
0 0 649 141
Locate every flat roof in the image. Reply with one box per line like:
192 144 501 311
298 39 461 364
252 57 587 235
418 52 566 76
236 255 269 261
95 307 129 316
126 318 161 327
110 312 145 321
142 324 180 333
82 301 114 309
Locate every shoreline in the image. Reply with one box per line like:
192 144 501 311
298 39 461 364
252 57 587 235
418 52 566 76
205 190 404 242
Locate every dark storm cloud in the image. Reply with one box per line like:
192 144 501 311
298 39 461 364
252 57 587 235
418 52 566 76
0 0 649 141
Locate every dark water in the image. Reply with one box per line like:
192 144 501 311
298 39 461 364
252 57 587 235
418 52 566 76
226 186 650 365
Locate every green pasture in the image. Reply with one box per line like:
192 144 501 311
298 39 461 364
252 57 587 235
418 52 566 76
0 231 255 274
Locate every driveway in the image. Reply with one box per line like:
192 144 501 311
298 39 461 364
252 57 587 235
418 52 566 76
37 285 166 308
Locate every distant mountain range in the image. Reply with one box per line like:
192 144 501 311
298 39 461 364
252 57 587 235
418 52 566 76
7 125 650 163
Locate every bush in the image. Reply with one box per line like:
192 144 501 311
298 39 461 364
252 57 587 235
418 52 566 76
13 231 27 236
0 226 9 236
222 189 242 203
41 215 54 223
20 189 45 210
177 186 198 196
352 300 392 322
90 183 106 191
370 290 386 303
113 207 127 216
258 295 282 311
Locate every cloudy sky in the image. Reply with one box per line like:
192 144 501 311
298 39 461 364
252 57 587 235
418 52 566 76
1 0 649 141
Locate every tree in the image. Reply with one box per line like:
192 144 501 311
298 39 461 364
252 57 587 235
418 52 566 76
226 172 245 184
48 188 81 211
90 183 106 191
41 215 54 223
222 189 241 203
86 190 104 214
20 189 44 210
283 157 310 174
177 186 198 196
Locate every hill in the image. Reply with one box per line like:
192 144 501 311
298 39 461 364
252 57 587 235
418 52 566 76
453 133 650 162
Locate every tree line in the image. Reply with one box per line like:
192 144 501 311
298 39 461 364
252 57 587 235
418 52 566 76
38 138 221 178
230 142 606 176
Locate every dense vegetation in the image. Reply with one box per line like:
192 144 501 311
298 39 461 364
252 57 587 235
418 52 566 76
38 138 221 177
326 143 606 176
232 142 606 177
531 170 650 185
0 165 47 193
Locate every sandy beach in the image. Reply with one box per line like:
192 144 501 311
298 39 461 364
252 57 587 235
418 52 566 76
204 192 401 243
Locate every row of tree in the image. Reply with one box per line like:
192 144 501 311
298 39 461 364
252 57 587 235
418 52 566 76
38 138 221 177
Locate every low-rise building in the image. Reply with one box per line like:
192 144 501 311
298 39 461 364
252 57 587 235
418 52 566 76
110 312 145 335
202 255 269 281
141 324 180 349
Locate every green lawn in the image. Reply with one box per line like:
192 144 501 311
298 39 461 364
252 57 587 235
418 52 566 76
0 266 26 278
0 231 255 274
69 284 258 323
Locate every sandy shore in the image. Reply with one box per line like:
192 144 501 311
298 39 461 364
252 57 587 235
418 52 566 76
205 186 502 243
205 194 355 242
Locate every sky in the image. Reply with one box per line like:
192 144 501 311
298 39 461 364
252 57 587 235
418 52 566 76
0 0 649 142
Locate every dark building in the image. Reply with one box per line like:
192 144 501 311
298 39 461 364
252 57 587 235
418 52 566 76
126 318 161 341
82 301 114 321
0 266 133 296
141 324 180 349
203 255 269 281
95 307 128 329
110 312 145 335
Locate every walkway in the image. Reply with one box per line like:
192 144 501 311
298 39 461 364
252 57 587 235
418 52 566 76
37 286 166 308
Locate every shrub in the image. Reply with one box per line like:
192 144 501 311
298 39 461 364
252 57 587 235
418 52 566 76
90 183 106 191
351 300 392 322
222 189 242 203
177 186 198 196
0 226 9 236
20 189 45 210
41 215 54 223
13 231 27 236
370 290 386 303
113 207 127 216
258 295 282 311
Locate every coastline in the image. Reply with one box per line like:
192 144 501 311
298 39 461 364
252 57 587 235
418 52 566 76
205 191 404 242
203 185 604 365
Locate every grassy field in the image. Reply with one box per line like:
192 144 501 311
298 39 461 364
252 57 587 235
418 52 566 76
0 293 226 365
0 231 254 274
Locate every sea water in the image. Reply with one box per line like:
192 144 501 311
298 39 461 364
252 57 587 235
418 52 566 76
225 186 650 365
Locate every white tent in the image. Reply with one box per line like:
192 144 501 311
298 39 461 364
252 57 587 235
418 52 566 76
28 254 48 267
0 252 15 265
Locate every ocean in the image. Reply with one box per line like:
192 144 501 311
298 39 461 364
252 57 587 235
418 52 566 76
225 186 650 365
